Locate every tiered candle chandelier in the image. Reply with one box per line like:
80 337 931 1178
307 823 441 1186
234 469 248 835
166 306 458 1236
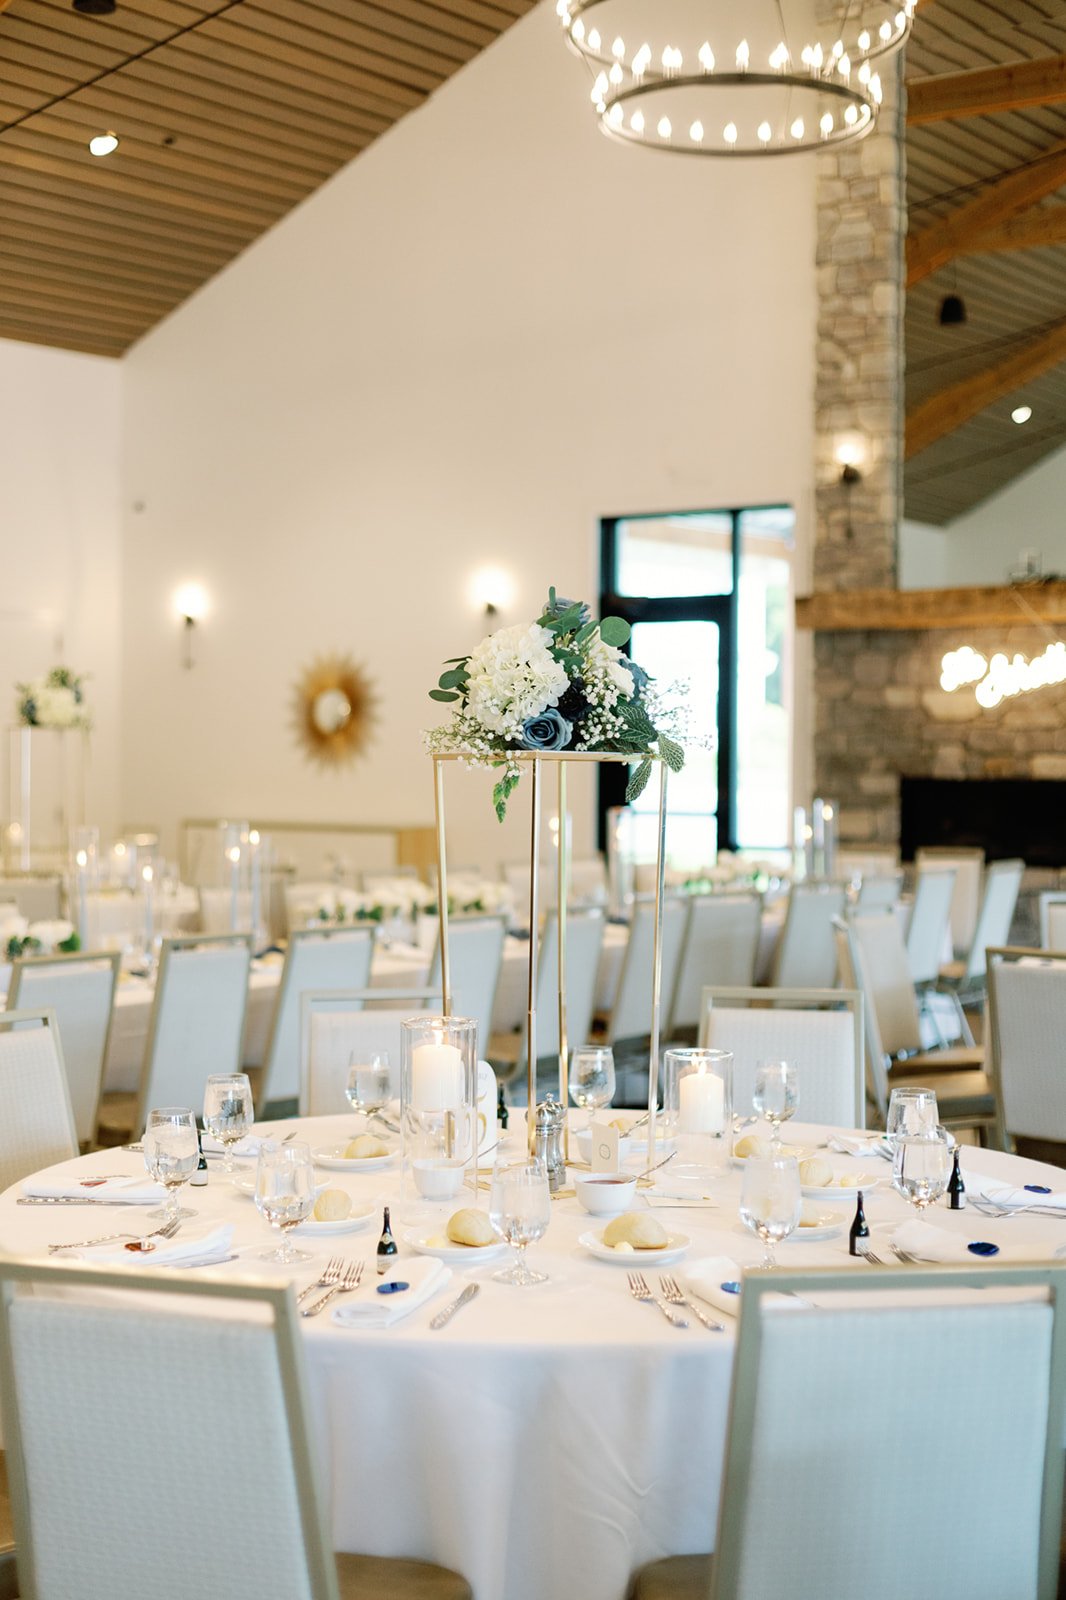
558 0 916 157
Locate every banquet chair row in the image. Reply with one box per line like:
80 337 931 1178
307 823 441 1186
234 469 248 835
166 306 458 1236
298 988 442 1115
986 947 1066 1162
699 987 865 1128
0 1260 473 1600
1041 893 1066 951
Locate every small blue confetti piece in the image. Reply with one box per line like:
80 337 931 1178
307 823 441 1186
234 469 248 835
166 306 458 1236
377 1281 410 1294
967 1241 999 1257
720 1281 742 1295
1025 1185 1052 1194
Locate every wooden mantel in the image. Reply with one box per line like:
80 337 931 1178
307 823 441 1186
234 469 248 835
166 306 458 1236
796 582 1066 632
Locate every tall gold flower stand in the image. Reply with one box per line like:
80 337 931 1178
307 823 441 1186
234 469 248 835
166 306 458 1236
429 750 670 1162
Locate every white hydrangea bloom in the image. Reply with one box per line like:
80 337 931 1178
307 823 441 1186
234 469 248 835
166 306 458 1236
34 685 81 729
585 637 635 701
465 622 569 738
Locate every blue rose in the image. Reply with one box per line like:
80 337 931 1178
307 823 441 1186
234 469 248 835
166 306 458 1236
519 709 573 751
626 660 650 698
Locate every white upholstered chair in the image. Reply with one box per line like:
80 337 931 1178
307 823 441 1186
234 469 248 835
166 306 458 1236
488 907 605 1093
941 857 1025 990
905 863 956 986
0 1260 472 1600
426 914 506 1061
299 987 442 1116
7 950 120 1149
257 927 375 1113
769 881 847 990
0 1009 77 1192
855 871 903 912
668 894 762 1036
606 896 687 1048
986 947 1066 1155
97 933 253 1142
836 848 898 880
698 987 864 1128
1039 891 1066 952
631 1262 1066 1600
915 845 984 960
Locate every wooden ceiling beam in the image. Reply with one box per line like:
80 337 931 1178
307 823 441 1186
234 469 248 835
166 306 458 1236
907 54 1066 124
966 207 1066 253
905 316 1066 459
906 138 1066 286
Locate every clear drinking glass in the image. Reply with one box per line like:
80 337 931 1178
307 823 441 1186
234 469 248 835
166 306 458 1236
752 1061 799 1149
739 1154 802 1268
202 1072 254 1175
886 1086 939 1149
143 1107 199 1222
893 1132 951 1217
569 1046 615 1128
255 1142 316 1263
346 1051 391 1128
489 1158 552 1286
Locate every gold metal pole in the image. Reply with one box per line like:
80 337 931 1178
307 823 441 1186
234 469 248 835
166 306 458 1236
647 760 669 1168
557 761 569 1162
526 758 542 1151
432 757 451 1017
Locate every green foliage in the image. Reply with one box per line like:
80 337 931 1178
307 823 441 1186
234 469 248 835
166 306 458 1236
625 759 653 804
57 932 80 953
599 616 631 647
657 733 686 774
429 689 459 702
492 769 521 824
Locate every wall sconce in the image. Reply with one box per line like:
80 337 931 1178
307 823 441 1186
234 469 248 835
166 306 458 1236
468 567 515 621
833 436 866 539
173 582 209 668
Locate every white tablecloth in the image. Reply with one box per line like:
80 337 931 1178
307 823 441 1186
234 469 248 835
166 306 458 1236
1 1116 1063 1600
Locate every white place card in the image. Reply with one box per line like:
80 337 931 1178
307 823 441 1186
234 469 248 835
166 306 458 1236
589 1120 620 1174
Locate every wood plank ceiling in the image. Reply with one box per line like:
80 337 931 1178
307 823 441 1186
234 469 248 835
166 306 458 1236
0 0 537 356
905 0 1066 526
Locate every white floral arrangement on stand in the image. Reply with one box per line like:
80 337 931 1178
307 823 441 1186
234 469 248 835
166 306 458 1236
16 667 90 730
425 588 685 819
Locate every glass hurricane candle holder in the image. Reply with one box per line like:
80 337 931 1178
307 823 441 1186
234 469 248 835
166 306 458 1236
401 1015 478 1203
663 1048 733 1176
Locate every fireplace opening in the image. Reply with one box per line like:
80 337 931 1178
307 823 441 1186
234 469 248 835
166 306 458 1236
899 777 1066 868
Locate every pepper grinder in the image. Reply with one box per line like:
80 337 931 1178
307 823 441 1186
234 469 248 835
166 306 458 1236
533 1094 567 1193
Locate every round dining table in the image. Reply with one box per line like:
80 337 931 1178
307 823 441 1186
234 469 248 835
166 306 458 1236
3 1115 1061 1600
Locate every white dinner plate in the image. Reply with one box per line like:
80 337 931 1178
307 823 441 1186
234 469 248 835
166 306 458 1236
800 1177 880 1202
731 1144 814 1168
294 1201 377 1237
402 1227 506 1265
312 1143 399 1172
788 1211 846 1242
578 1229 690 1266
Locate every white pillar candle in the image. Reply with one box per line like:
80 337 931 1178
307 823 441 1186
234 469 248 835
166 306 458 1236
410 1041 463 1111
679 1069 725 1135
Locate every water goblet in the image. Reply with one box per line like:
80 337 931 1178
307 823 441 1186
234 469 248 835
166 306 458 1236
569 1046 615 1129
739 1154 802 1268
255 1142 316 1263
143 1107 199 1222
752 1061 798 1149
489 1159 552 1286
202 1072 254 1175
345 1051 391 1130
893 1132 952 1218
886 1086 939 1150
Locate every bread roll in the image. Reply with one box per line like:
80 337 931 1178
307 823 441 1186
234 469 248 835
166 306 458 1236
446 1207 497 1248
603 1211 668 1250
313 1188 352 1222
733 1135 769 1160
798 1157 833 1188
344 1134 390 1160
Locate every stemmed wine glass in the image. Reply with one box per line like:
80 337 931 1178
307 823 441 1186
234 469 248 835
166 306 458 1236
893 1132 952 1217
753 1061 798 1150
202 1072 254 1175
346 1051 391 1130
255 1142 316 1263
739 1154 802 1268
489 1158 552 1286
143 1107 199 1222
569 1046 615 1129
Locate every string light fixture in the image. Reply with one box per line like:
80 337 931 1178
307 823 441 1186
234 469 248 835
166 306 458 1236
558 0 916 157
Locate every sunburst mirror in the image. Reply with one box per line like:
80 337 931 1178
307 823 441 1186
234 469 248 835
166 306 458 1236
292 655 377 768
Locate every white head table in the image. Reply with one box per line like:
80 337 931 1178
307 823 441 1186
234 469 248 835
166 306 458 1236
2 1115 1061 1600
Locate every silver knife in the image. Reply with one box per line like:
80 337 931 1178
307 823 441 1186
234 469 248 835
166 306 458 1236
18 1196 148 1207
430 1282 480 1330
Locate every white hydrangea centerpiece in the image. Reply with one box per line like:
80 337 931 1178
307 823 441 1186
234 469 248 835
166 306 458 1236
17 667 90 731
424 587 685 820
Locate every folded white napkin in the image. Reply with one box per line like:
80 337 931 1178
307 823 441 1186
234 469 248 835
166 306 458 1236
332 1258 452 1330
966 1173 1066 1213
22 1175 166 1204
827 1132 887 1158
680 1256 744 1318
62 1223 235 1269
200 1134 267 1158
892 1219 975 1263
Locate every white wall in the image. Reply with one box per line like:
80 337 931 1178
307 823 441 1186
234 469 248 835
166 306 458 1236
121 1 817 868
0 338 122 847
902 440 1066 589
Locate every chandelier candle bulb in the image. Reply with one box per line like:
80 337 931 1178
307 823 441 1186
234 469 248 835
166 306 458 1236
758 120 772 144
612 36 625 57
724 121 738 146
698 42 714 71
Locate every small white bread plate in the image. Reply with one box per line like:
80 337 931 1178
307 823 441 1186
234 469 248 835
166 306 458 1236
578 1229 690 1266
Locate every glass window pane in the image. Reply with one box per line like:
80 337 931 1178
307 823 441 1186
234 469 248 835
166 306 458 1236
735 508 795 851
629 619 719 869
615 514 734 598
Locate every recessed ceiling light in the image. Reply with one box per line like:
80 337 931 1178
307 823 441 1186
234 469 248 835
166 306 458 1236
73 0 117 13
88 131 119 157
1011 405 1033 425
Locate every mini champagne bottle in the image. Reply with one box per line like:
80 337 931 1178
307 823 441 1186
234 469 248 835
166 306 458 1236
947 1146 966 1210
377 1205 398 1274
848 1190 870 1256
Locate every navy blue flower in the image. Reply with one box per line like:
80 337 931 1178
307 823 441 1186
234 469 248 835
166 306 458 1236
625 660 650 699
519 708 573 751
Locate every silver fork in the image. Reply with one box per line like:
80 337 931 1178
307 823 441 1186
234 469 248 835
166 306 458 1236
855 1246 886 1265
659 1275 724 1332
301 1260 363 1319
627 1271 688 1328
890 1244 920 1263
48 1216 182 1255
296 1257 343 1306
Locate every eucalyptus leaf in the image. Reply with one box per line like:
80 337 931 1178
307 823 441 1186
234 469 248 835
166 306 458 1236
438 668 467 690
574 621 597 645
599 617 631 647
429 689 459 703
625 758 653 804
545 603 583 634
